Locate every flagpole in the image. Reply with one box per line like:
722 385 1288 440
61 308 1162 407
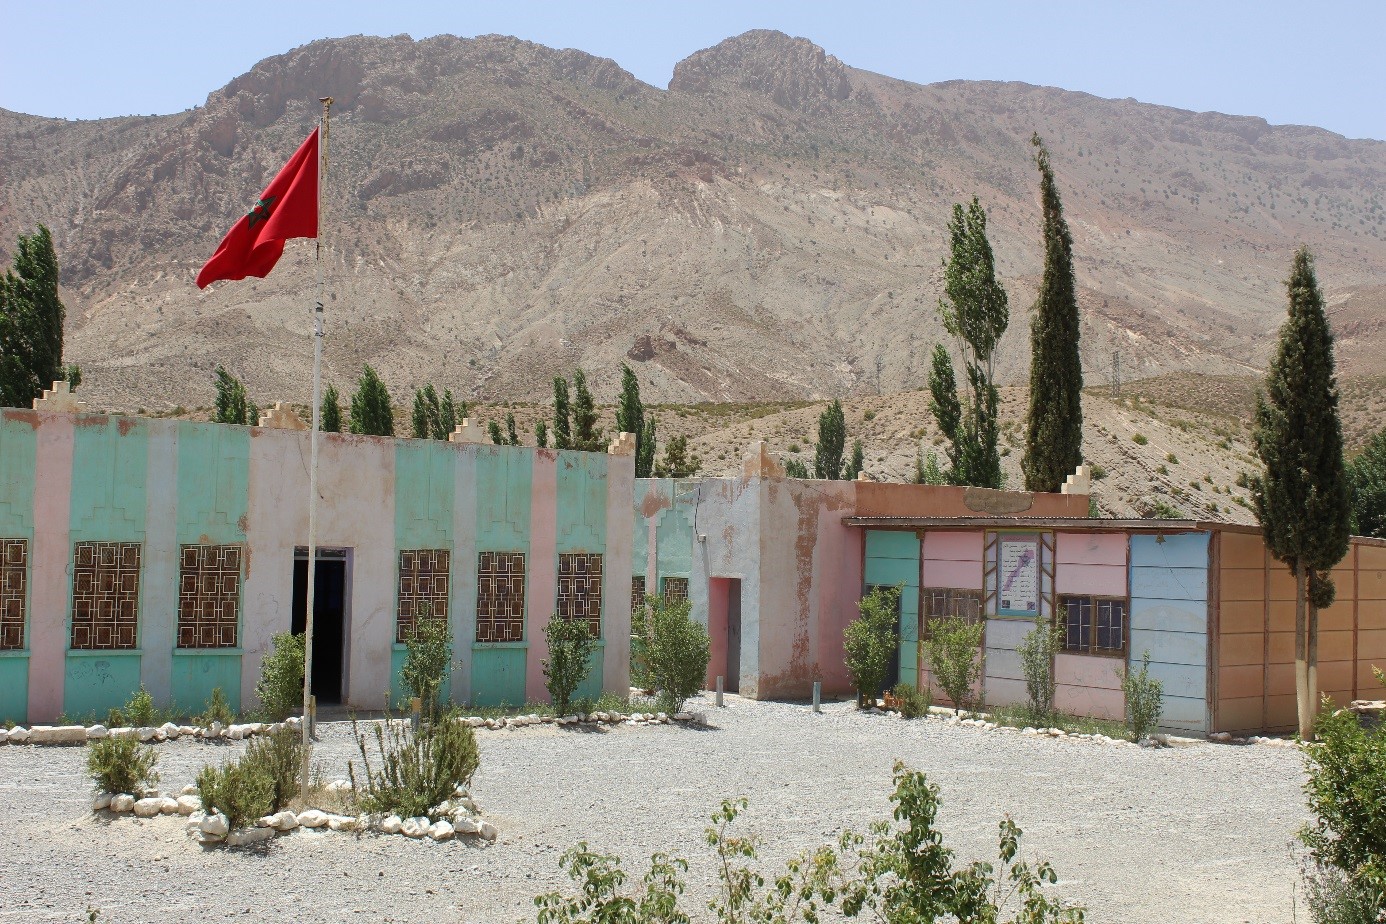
302 96 332 795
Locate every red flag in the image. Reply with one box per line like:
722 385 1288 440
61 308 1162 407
196 128 318 288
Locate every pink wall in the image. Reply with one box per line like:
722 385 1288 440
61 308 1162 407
28 414 73 722
601 451 634 694
524 449 558 703
706 578 730 689
922 531 983 591
1056 532 1127 597
1054 652 1125 720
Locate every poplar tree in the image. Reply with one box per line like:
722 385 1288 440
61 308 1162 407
552 377 572 450
1251 247 1351 739
535 419 549 448
0 226 66 408
213 366 251 424
349 365 394 437
488 420 505 445
505 412 520 446
321 384 342 433
640 417 656 478
845 440 865 480
437 389 458 440
571 369 603 451
1348 429 1386 538
411 389 430 439
814 400 847 480
1022 135 1083 493
927 345 963 480
616 364 655 477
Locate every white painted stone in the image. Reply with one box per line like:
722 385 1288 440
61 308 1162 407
201 813 231 838
185 812 205 833
465 717 484 727
226 725 245 741
132 797 163 818
428 820 455 841
256 815 276 828
198 831 226 845
176 795 201 815
180 783 198 795
296 809 329 829
452 815 480 835
270 810 299 832
0 728 8 744
379 815 403 835
285 716 302 730
160 722 181 739
136 726 158 743
158 797 180 815
1021 727 1038 736
178 725 198 737
1210 731 1233 743
30 725 89 745
227 827 275 847
477 820 498 841
92 793 113 811
110 794 136 813
400 817 429 838
673 712 692 722
327 815 357 832
86 724 108 740
8 726 29 744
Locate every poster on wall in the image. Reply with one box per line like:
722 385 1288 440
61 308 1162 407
998 535 1040 617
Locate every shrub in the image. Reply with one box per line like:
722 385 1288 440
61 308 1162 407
629 603 653 691
1089 463 1107 480
254 631 304 722
106 686 161 728
87 736 159 795
197 755 274 830
1132 433 1148 445
1118 652 1164 740
196 687 236 727
1018 616 1061 726
348 712 480 820
242 726 305 813
845 587 900 707
401 608 452 716
1167 452 1179 464
784 458 810 479
643 595 711 714
925 616 985 714
543 617 597 716
891 682 931 719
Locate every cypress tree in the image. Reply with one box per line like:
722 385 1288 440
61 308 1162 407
213 366 249 425
246 400 260 427
845 440 865 480
0 271 21 407
411 389 430 439
552 377 572 450
505 412 519 446
535 419 549 448
12 226 64 403
321 384 342 433
784 458 809 479
437 389 458 440
349 365 394 437
814 399 846 480
927 345 962 482
1348 429 1386 539
616 364 654 477
488 420 504 445
639 416 657 478
571 369 602 451
1251 247 1351 738
1022 135 1083 493
655 435 701 478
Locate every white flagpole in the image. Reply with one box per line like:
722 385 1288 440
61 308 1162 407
301 96 332 794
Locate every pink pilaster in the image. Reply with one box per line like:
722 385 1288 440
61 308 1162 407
28 414 74 723
525 450 558 702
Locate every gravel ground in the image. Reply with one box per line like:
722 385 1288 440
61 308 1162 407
0 694 1308 924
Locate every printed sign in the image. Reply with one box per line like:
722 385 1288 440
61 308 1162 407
998 536 1040 617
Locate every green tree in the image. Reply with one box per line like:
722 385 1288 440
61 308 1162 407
349 365 394 437
814 399 846 480
845 439 865 480
506 412 520 445
488 420 505 445
926 616 985 714
642 595 711 714
927 345 963 480
654 435 701 478
552 377 572 450
1251 247 1351 739
0 226 65 409
62 363 81 390
616 364 656 477
411 389 430 439
437 388 458 440
543 617 597 716
535 419 549 448
845 587 900 706
784 458 809 479
320 384 342 433
400 607 452 717
931 198 1009 489
1022 135 1084 493
212 366 253 424
1348 429 1386 538
915 449 948 485
572 369 603 451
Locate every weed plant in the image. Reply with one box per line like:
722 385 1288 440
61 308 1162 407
87 736 159 795
1018 617 1061 726
890 682 931 719
195 687 236 727
400 608 452 716
197 757 274 830
845 587 900 707
1119 652 1165 740
348 711 480 820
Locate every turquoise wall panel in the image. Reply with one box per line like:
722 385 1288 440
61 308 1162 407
470 646 527 707
64 653 142 721
556 451 607 552
576 645 604 703
0 413 38 537
0 656 29 723
654 501 693 584
175 424 249 545
394 441 456 550
866 530 919 561
898 588 920 642
69 417 148 542
898 641 917 682
389 645 453 710
864 558 917 587
170 653 242 716
865 530 920 685
475 446 532 551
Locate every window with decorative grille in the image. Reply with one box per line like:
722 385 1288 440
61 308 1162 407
662 576 689 602
630 575 646 613
920 587 982 637
71 542 141 650
396 549 451 643
0 539 27 651
1059 595 1127 656
177 544 241 648
476 551 525 643
557 553 602 638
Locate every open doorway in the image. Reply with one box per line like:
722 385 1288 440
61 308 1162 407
292 549 348 704
707 577 742 693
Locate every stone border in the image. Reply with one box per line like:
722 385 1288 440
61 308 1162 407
1 717 303 747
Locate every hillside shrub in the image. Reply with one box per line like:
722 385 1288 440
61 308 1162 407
348 713 480 820
845 587 900 707
643 595 710 714
87 736 159 795
1018 616 1061 726
926 616 985 714
543 617 598 717
254 631 304 722
401 607 452 716
1118 652 1165 741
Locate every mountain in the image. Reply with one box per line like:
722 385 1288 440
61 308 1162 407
2 30 1383 411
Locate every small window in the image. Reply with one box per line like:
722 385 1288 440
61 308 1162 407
1059 595 1127 656
921 587 982 637
630 576 646 613
397 549 451 643
71 542 141 650
476 551 525 643
557 553 603 638
0 539 27 651
662 576 689 602
177 544 241 648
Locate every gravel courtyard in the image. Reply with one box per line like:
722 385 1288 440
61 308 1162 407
0 695 1308 923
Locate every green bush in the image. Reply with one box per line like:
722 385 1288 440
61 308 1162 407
401 608 452 716
629 602 653 691
891 682 931 719
845 587 900 707
1132 433 1148 445
242 726 305 813
1018 617 1061 726
543 617 597 717
925 616 985 714
198 756 273 830
87 736 159 795
196 687 236 727
107 686 165 728
1118 652 1165 741
254 631 305 722
348 712 480 820
643 595 711 714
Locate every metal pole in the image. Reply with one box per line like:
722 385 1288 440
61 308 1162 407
812 681 821 713
301 96 332 796
716 675 724 708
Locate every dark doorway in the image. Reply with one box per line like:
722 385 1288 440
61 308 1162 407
726 578 742 693
292 554 347 703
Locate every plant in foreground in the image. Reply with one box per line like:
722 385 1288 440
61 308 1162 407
845 586 900 707
1018 616 1061 726
87 736 159 795
926 615 985 714
348 712 479 821
400 606 452 717
254 631 304 722
1118 651 1164 741
890 681 931 719
544 616 597 717
642 595 711 715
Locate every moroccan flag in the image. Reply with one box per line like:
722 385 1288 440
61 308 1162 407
196 128 318 288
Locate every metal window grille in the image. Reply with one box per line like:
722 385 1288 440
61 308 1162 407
176 544 241 649
662 576 689 602
630 576 646 613
476 551 525 643
71 542 141 650
1059 594 1127 656
921 587 983 637
557 553 602 638
397 549 451 643
0 539 27 651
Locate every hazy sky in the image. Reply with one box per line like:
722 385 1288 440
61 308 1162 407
3 1 1382 140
